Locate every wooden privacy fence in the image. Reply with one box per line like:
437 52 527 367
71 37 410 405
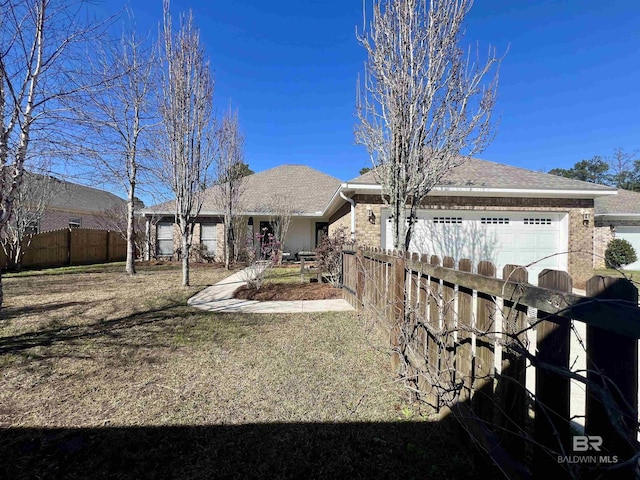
0 229 126 269
342 246 640 479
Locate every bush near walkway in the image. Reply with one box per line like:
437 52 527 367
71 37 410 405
0 262 479 479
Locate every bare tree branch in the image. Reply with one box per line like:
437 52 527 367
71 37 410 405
214 105 245 270
355 0 501 250
158 0 216 286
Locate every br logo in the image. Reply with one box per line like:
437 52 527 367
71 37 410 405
573 435 603 452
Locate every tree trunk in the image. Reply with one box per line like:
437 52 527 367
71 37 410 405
225 220 234 270
0 271 3 309
181 232 190 286
126 183 136 275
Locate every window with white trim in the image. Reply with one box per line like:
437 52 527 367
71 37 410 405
156 222 174 256
200 223 217 258
524 218 552 225
69 218 81 228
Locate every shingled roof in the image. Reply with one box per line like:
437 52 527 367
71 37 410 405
348 157 615 192
25 172 126 212
146 165 342 216
595 189 640 216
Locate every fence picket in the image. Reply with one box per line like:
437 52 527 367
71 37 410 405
473 261 497 424
534 269 572 479
585 276 638 461
457 259 474 403
497 265 529 464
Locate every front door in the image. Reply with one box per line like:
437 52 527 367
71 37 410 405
315 222 329 247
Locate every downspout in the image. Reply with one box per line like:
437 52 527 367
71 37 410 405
339 190 356 242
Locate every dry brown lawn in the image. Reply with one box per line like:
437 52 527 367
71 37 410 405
0 262 479 479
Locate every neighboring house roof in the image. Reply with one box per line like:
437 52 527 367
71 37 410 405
144 164 343 216
46 176 126 212
348 157 615 193
22 171 126 212
595 189 640 218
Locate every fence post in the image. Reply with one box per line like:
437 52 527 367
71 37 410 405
356 247 364 312
534 269 572 479
106 230 110 263
390 252 405 373
66 228 72 266
585 276 638 465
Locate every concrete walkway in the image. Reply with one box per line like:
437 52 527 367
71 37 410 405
187 266 355 313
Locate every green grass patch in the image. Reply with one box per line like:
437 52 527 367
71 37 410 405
4 261 127 278
593 268 640 278
264 265 305 284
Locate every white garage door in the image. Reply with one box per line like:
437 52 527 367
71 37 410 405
614 227 640 270
382 210 568 284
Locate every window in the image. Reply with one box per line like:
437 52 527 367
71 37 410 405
524 218 552 225
200 223 217 258
69 218 81 228
156 222 174 256
433 217 462 224
25 220 39 235
481 217 510 224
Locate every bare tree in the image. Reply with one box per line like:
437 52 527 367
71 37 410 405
76 14 159 276
356 0 501 251
0 0 106 306
268 194 294 263
215 106 245 270
1 170 57 270
159 0 215 286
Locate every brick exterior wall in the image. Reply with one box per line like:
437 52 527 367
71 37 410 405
594 219 640 269
39 207 122 232
148 216 225 261
329 194 596 285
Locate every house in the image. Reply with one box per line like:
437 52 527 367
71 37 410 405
594 189 640 269
15 172 127 233
142 159 623 285
41 176 127 232
140 165 342 260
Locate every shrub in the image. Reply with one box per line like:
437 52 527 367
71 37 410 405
605 238 638 268
315 227 348 287
241 229 281 290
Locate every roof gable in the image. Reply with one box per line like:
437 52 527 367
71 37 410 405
147 164 343 215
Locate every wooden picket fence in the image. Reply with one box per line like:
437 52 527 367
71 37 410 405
342 246 640 479
0 228 127 270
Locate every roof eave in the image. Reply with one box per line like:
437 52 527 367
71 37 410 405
341 184 617 199
595 213 640 220
139 210 327 218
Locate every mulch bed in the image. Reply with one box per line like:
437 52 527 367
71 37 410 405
234 281 342 301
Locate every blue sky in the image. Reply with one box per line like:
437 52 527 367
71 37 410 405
93 0 640 199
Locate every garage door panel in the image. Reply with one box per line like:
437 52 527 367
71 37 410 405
383 210 566 285
614 228 640 270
